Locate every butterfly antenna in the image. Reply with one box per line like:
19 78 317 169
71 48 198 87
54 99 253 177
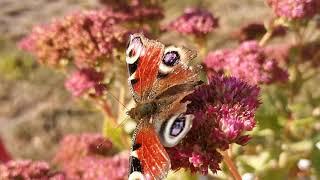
105 91 129 112
104 89 132 131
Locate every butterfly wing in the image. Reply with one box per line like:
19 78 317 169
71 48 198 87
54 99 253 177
129 95 195 180
129 121 171 180
126 34 200 102
150 45 200 99
126 34 165 102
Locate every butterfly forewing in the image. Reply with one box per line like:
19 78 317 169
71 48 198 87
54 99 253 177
126 34 164 102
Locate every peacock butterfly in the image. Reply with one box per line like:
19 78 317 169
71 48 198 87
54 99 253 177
126 34 201 180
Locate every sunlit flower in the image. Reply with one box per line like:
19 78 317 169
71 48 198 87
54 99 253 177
53 133 127 179
205 40 288 85
65 9 133 67
266 0 320 19
166 7 218 36
53 133 113 167
18 20 69 66
62 151 128 179
125 4 164 22
166 75 260 174
0 160 64 179
204 49 230 76
19 5 161 68
64 68 106 97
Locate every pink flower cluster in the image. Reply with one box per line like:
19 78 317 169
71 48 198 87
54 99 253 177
64 68 106 97
205 40 288 85
19 5 163 68
267 0 320 19
53 133 113 165
0 160 64 180
61 152 128 179
166 75 260 174
166 8 218 36
0 133 127 180
18 20 70 67
53 133 128 179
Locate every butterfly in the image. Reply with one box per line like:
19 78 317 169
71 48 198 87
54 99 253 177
126 34 201 180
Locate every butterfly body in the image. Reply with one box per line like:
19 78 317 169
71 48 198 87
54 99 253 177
128 101 157 121
126 34 200 180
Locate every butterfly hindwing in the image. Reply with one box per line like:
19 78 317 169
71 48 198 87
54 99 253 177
129 121 171 180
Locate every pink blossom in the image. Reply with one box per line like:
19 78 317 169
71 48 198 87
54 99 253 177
205 40 288 85
0 160 65 180
166 7 218 36
53 133 113 167
18 20 69 66
166 75 260 174
62 152 128 180
53 133 127 179
267 0 320 19
19 5 163 68
64 68 106 97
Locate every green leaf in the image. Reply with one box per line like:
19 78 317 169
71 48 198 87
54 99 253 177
102 117 130 150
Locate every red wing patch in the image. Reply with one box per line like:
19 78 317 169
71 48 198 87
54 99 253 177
133 45 163 101
129 122 171 180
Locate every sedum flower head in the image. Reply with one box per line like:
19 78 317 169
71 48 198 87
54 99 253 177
62 152 128 179
64 8 133 67
53 133 127 179
53 133 113 167
166 75 260 174
19 5 161 68
0 160 64 180
166 7 218 36
205 40 288 85
64 68 106 97
18 20 69 66
266 0 320 20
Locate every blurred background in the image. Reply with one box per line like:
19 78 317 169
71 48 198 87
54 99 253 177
0 0 319 179
0 0 270 162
